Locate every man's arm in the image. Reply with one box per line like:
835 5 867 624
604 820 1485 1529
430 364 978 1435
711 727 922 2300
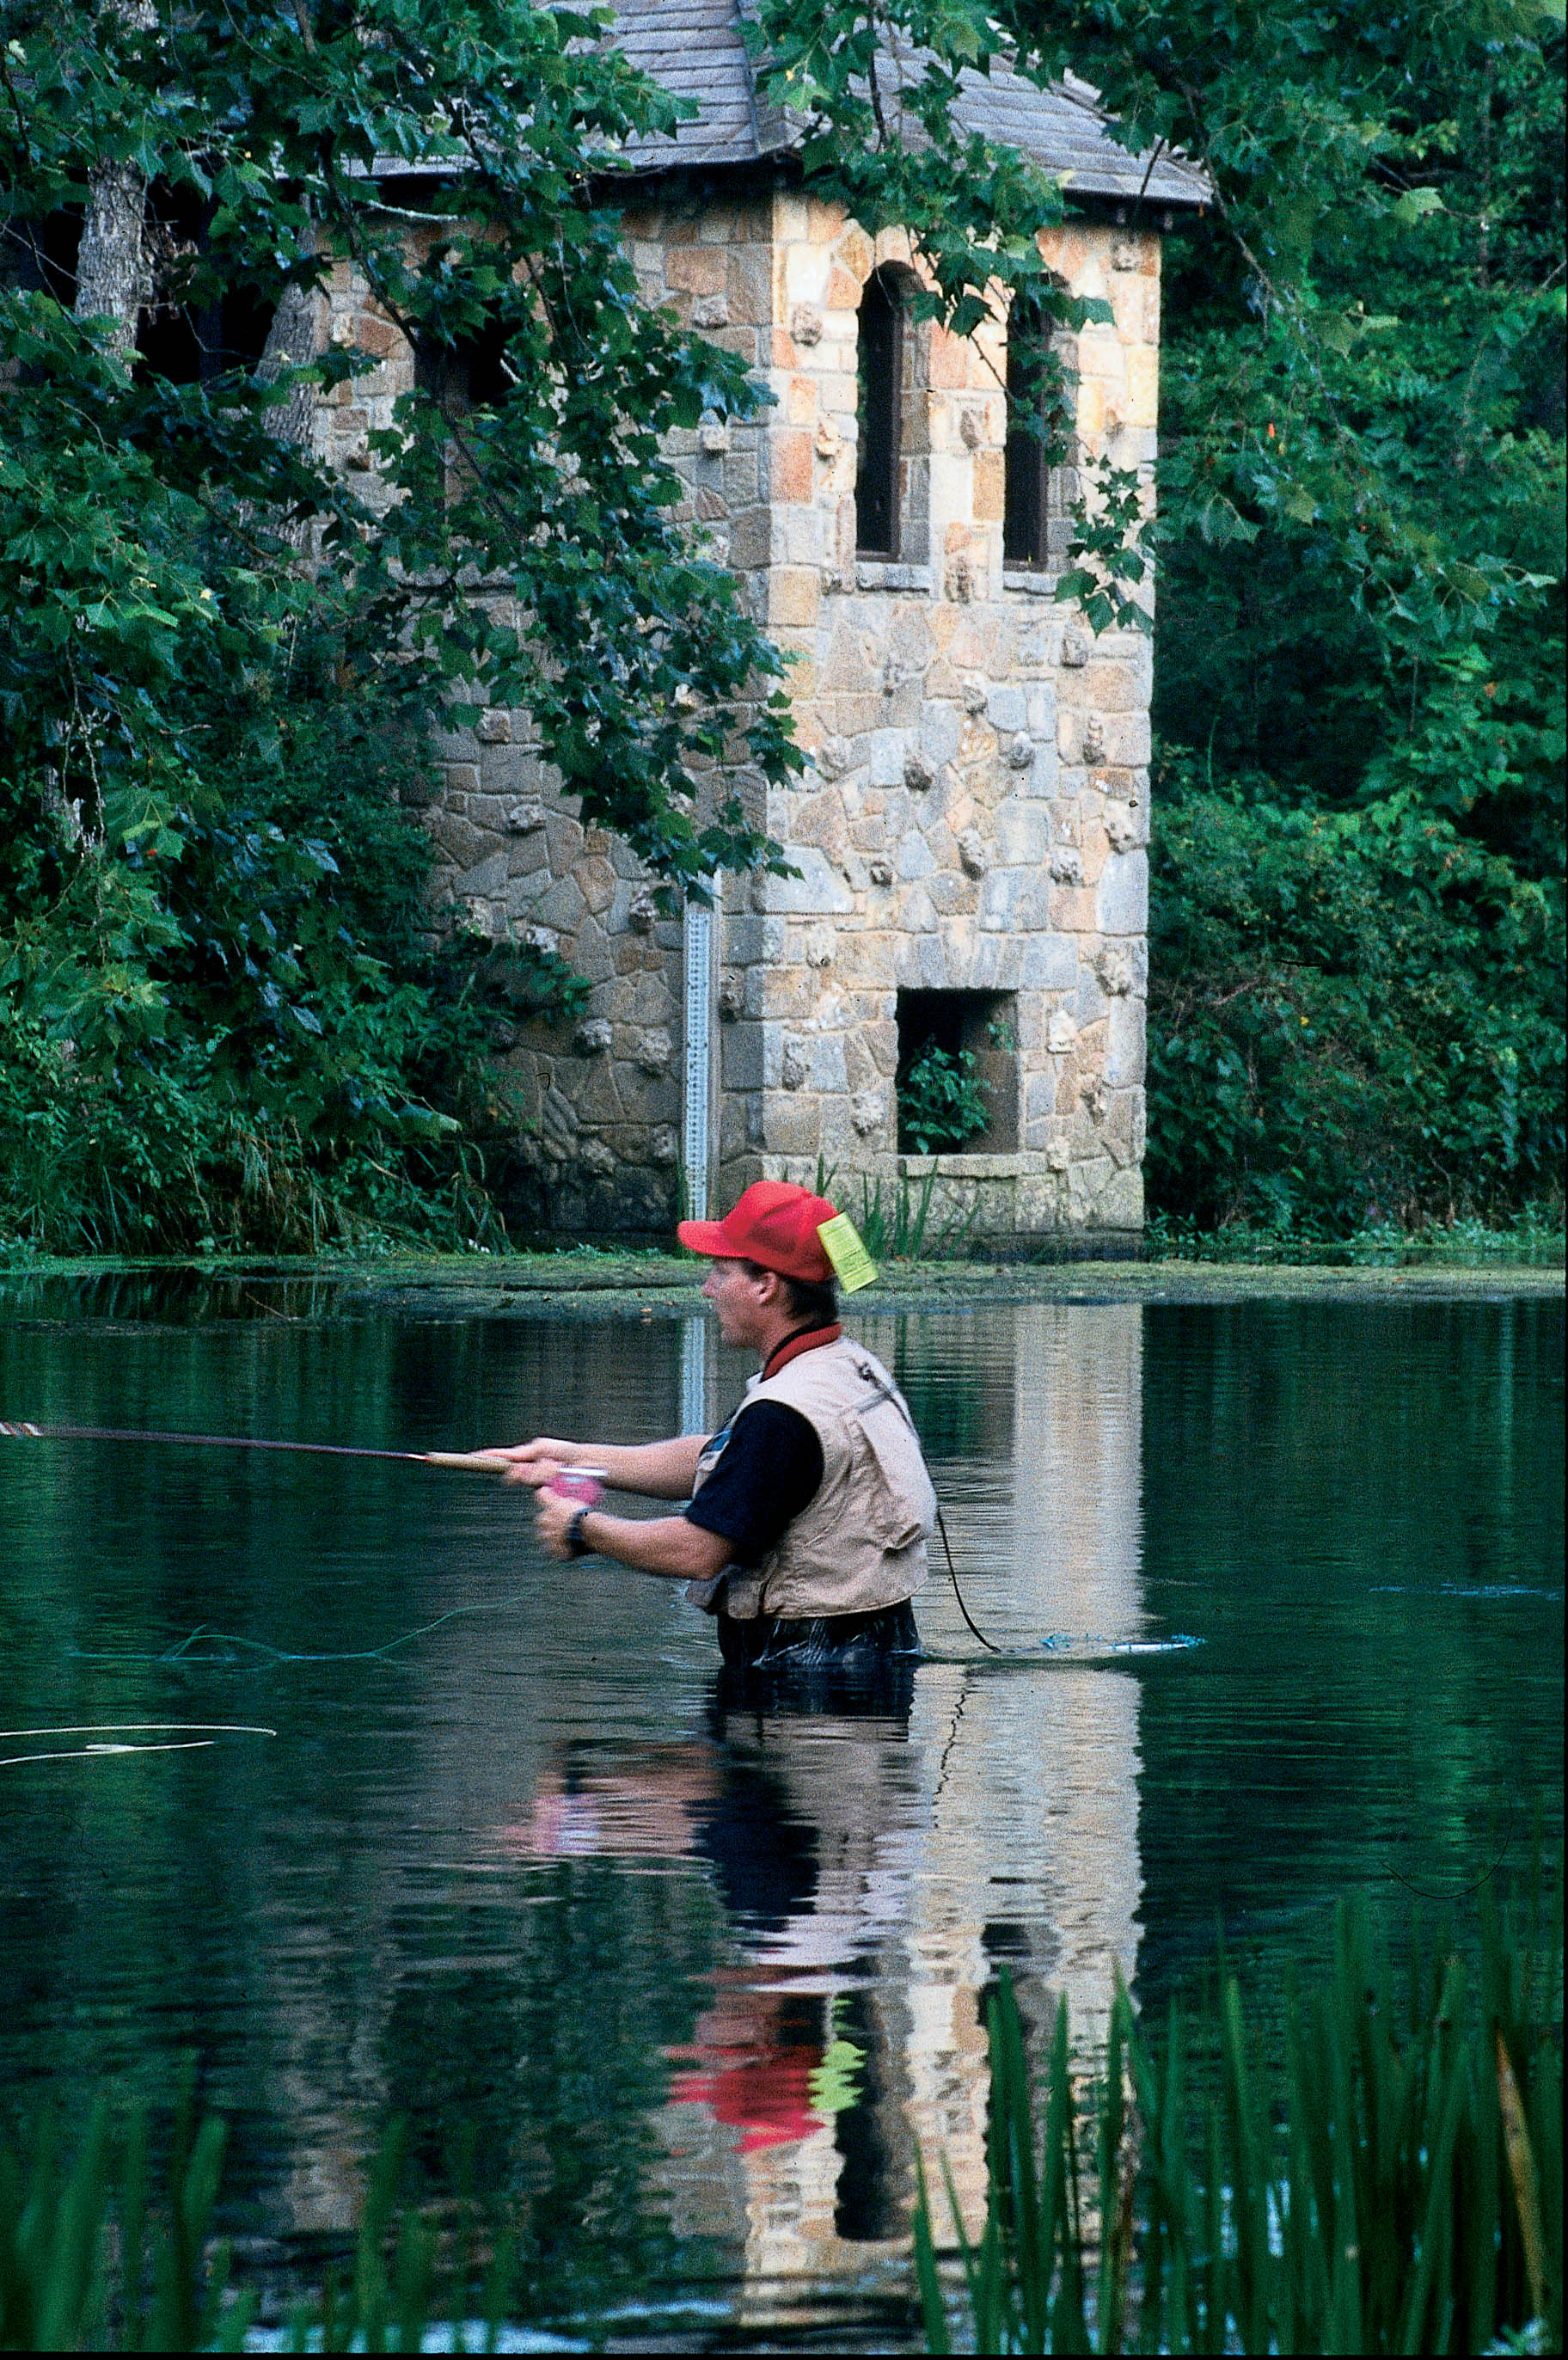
494 1433 707 1500
534 1491 732 1580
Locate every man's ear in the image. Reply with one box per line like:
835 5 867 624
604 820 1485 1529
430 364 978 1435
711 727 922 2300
754 1265 785 1306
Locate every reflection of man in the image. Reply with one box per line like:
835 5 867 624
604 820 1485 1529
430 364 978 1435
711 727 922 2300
498 1180 936 1672
499 1677 926 2211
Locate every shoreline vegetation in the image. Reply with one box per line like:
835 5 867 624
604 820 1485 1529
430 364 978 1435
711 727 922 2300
2 1883 1558 2356
0 1209 1561 1314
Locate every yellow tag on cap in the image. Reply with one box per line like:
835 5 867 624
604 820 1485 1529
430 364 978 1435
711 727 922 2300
817 1213 877 1293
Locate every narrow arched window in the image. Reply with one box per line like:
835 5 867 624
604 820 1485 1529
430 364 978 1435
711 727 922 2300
1003 284 1055 571
855 267 904 559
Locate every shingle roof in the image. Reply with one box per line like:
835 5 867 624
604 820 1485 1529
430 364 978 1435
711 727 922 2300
611 0 1209 210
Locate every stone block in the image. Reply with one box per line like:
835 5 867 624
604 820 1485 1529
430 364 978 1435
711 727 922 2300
426 809 490 867
769 431 815 506
727 506 771 569
1093 1165 1143 1229
1096 849 1148 936
770 567 821 628
1106 994 1146 1088
666 245 726 296
972 447 1004 522
769 844 855 915
573 919 616 984
724 915 767 965
722 1021 764 1090
456 851 510 898
1125 347 1159 428
977 870 1023 929
868 730 907 788
1020 935 1080 990
765 1096 822 1155
918 702 963 764
811 1036 848 1093
531 875 587 932
544 815 585 872
996 804 1049 866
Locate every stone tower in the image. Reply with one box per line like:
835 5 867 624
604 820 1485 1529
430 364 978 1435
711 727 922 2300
315 3 1205 1249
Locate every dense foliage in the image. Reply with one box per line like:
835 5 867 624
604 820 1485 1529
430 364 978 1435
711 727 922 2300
0 0 800 1251
995 0 1566 1231
2 0 1561 1249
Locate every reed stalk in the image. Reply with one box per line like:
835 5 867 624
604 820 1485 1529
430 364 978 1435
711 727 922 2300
2 1885 1557 2352
914 1883 1562 2355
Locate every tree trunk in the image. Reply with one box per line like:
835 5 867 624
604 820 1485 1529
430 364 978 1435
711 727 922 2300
254 218 323 549
257 218 322 454
71 0 156 358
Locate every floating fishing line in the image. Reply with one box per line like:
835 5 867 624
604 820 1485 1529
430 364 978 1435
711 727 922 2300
0 1721 276 1771
70 1601 517 1669
7 1419 1203 1668
3 1739 217 1768
0 1721 278 1737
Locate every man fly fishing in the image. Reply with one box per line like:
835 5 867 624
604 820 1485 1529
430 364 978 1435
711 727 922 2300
495 1180 937 1672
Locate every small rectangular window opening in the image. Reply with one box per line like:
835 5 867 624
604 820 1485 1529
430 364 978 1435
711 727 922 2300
1003 291 1056 572
895 990 1019 1155
414 313 514 420
415 312 514 501
855 271 903 559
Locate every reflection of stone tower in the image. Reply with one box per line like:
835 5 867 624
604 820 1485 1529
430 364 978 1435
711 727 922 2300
902 1303 1145 2235
654 1301 1146 2281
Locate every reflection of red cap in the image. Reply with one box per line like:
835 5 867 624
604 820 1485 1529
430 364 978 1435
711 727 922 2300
677 1179 836 1284
668 2048 822 2153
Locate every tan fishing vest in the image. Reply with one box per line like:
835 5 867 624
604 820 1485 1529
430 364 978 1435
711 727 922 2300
685 1335 936 1621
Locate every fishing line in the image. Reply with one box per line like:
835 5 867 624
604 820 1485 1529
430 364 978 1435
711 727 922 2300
2 1740 217 1769
70 1602 517 1669
0 1420 506 1472
0 1721 277 1737
934 1503 1001 1653
0 1722 276 1771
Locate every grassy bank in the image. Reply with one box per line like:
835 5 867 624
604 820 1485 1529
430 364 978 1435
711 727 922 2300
0 1241 1561 1323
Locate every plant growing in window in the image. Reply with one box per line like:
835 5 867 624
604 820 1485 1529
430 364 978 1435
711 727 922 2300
897 1041 991 1154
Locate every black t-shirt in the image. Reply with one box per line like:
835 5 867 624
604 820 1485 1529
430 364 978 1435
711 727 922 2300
683 1400 824 1566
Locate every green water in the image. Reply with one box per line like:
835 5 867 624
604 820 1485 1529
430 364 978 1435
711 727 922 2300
1 1280 1561 2345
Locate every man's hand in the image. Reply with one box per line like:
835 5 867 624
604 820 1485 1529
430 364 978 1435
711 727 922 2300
535 1486 579 1560
487 1437 580 1491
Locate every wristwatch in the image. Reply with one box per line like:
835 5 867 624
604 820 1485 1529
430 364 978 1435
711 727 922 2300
566 1505 593 1560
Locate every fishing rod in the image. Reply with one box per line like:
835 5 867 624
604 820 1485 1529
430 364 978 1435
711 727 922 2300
0 1419 522 1473
4 1419 1011 1653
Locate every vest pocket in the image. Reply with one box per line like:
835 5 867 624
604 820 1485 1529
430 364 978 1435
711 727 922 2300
852 1395 938 1548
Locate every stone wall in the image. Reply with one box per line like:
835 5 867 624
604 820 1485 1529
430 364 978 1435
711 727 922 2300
721 199 1159 1243
309 189 1161 1245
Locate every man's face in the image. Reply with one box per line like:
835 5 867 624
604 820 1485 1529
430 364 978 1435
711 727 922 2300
701 1257 774 1349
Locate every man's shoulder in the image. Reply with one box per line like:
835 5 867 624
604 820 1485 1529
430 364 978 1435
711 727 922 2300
756 1334 891 1406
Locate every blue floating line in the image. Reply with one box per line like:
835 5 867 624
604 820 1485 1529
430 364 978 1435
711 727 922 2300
70 1599 516 1668
1040 1632 1203 1656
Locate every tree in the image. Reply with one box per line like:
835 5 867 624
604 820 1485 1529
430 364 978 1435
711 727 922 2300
1000 0 1565 1227
0 0 804 1248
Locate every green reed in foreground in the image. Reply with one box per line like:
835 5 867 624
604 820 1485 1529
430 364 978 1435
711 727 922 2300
0 2085 515 2354
915 1889 1562 2356
3 1887 1559 2352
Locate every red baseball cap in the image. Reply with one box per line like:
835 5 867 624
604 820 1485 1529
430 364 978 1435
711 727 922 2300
677 1179 837 1284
